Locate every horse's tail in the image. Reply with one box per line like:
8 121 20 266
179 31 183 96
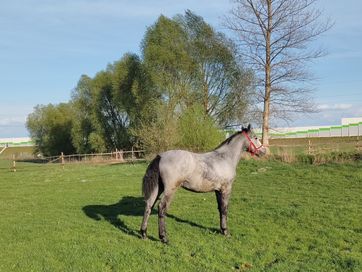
142 155 162 200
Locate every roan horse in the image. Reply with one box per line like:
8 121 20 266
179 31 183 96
140 125 267 243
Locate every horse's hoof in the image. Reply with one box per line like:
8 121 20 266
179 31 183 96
160 236 168 244
140 229 147 239
221 228 229 236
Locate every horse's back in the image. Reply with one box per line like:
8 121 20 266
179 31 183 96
158 150 196 183
158 150 235 193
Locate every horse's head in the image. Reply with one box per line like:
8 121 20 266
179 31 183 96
241 124 267 157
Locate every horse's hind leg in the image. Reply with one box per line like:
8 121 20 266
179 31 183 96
140 187 160 239
158 189 176 243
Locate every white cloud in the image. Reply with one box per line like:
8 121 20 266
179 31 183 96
317 103 353 111
327 51 362 60
0 103 32 137
0 115 27 126
290 102 362 127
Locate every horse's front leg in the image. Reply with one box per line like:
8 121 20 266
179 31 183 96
215 188 231 235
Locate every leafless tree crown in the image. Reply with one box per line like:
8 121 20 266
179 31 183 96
225 0 333 120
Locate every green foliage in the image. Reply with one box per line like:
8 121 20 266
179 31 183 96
130 10 253 154
143 10 253 125
0 160 361 271
110 53 158 132
71 75 94 153
132 103 179 154
88 132 107 153
91 69 130 150
27 11 254 155
178 104 224 152
134 104 224 154
142 15 194 114
26 103 76 156
177 10 253 125
70 54 156 153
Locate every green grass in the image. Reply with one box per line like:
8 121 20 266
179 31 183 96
0 159 361 271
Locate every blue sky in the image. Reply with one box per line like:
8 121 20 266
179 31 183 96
0 0 361 137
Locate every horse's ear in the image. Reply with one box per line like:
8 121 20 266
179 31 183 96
247 124 251 131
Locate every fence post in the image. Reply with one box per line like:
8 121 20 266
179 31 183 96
308 140 312 155
12 154 16 172
61 152 64 169
120 150 124 162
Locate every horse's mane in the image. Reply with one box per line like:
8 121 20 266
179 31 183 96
214 126 251 150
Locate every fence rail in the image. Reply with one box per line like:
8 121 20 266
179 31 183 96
43 149 146 164
3 136 362 172
269 136 361 155
4 149 146 172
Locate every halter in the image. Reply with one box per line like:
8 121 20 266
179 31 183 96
242 131 264 156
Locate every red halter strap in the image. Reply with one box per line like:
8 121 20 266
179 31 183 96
242 131 263 156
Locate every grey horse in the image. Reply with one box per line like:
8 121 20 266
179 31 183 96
140 125 267 243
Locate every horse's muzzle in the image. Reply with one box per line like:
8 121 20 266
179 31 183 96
255 146 268 157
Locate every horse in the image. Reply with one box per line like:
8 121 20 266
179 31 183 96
140 125 267 243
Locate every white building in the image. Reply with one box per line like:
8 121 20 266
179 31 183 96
259 117 362 138
0 137 33 146
341 117 362 125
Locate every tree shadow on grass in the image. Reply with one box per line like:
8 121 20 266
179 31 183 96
82 196 219 241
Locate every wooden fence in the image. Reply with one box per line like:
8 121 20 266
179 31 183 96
5 136 362 172
269 136 362 155
44 149 146 164
7 149 146 172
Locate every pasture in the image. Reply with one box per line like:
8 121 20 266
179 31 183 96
0 159 361 271
0 146 34 159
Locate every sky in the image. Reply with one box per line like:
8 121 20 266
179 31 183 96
0 0 361 137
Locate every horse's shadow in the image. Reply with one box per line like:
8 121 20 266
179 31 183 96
82 196 151 239
82 196 219 241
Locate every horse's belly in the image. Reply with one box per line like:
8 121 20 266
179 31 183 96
181 179 218 193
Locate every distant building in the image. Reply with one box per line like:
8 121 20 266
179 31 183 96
254 117 362 138
341 117 362 125
0 137 33 146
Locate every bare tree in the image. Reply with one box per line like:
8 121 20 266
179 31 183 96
225 0 332 145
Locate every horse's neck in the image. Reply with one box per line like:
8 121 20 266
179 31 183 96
215 136 246 167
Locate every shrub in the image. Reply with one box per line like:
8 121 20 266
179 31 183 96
177 105 224 152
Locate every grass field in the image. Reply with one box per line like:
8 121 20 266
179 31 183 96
0 159 361 271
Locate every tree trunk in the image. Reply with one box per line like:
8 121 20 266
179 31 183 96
262 93 270 146
262 0 272 147
203 79 209 115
